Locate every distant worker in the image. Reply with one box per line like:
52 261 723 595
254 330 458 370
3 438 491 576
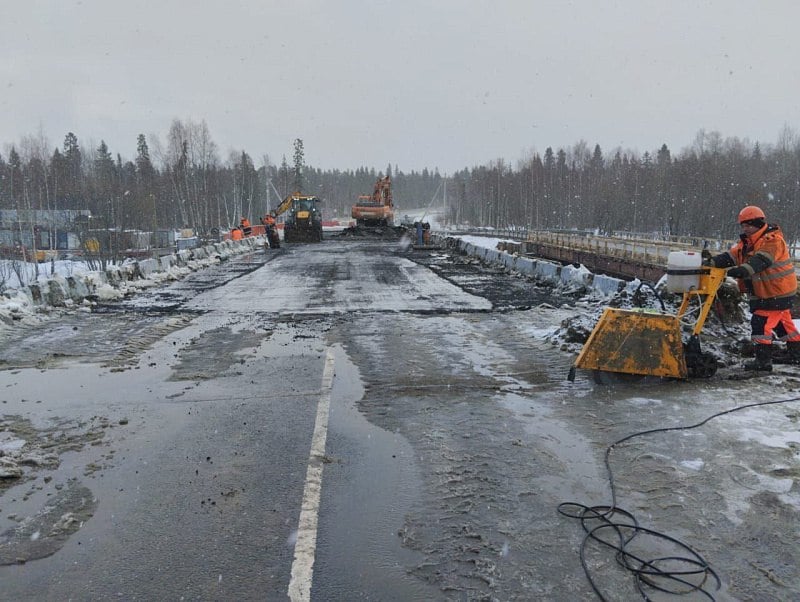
706 205 800 371
240 216 252 236
422 222 431 245
231 226 243 241
262 212 279 249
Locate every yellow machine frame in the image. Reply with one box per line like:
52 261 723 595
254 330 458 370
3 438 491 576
572 267 727 380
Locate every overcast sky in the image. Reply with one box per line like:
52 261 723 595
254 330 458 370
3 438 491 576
2 1 799 174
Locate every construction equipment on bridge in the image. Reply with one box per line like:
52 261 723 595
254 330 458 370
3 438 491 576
275 192 323 243
352 176 395 227
569 251 726 383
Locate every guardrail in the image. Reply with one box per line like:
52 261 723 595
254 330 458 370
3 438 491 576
445 228 800 269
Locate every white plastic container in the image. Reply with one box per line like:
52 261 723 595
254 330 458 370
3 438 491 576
666 251 702 293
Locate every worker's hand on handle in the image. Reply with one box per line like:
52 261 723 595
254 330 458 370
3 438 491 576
701 249 714 266
726 266 749 279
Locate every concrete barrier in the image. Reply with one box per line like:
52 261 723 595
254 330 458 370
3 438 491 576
515 257 536 276
17 237 258 309
560 264 591 287
434 233 626 296
501 253 516 270
137 258 159 277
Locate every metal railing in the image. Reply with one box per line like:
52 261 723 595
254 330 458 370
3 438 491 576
444 227 800 268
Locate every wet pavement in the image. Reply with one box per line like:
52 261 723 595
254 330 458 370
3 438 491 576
0 239 799 601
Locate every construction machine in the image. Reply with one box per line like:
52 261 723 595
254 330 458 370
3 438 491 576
568 252 727 383
352 176 395 227
274 192 323 243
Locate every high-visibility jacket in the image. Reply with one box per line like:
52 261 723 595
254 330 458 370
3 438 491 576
240 218 251 228
231 228 243 241
722 223 797 309
263 215 276 227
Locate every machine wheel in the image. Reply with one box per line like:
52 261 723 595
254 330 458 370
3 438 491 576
592 370 645 385
687 353 718 379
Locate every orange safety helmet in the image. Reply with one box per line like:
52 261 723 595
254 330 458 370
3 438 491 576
738 205 766 224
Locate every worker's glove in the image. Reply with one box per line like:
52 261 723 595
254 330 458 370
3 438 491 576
726 266 749 279
701 249 714 266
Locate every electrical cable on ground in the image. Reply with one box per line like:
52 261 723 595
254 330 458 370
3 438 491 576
632 281 667 312
558 395 800 601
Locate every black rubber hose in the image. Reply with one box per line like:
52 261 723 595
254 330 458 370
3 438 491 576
558 395 800 601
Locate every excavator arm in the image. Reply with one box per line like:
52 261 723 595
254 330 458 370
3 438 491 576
274 192 299 217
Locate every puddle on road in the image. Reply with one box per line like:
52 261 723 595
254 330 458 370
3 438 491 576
314 344 439 600
0 479 97 565
497 392 607 501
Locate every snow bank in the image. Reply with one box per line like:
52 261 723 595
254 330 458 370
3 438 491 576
0 236 265 328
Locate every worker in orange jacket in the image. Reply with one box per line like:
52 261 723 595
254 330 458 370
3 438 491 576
240 216 252 236
261 213 279 248
708 205 800 371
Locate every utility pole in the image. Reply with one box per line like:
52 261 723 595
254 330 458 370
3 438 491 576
266 173 272 213
443 175 447 227
262 155 272 213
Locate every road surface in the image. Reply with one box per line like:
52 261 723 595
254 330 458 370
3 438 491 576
1 237 799 601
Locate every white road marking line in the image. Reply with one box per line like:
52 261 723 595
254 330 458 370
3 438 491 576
288 348 335 601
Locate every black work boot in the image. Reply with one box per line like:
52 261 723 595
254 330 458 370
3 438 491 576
744 345 773 371
787 342 800 365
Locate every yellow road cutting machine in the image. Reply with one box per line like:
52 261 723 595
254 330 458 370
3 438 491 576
568 257 727 383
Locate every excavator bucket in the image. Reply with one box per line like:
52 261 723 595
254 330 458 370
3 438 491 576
573 308 688 379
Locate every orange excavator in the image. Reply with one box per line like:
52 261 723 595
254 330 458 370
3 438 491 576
351 176 395 227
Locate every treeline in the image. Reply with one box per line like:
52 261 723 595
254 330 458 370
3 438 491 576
2 119 799 243
0 119 446 235
454 128 800 244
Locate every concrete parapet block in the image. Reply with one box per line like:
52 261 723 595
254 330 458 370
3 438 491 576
46 278 68 306
121 263 138 281
27 283 43 304
500 252 516 270
559 264 591 286
534 261 560 281
105 265 122 285
66 276 90 300
515 257 536 276
137 258 159 277
591 273 626 296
